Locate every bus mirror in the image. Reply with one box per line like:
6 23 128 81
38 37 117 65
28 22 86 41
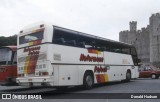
137 59 142 66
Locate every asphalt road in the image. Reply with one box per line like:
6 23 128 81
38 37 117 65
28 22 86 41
1 78 160 102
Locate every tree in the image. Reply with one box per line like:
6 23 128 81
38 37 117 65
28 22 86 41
0 35 17 47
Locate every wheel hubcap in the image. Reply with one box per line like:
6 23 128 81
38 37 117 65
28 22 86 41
127 73 131 79
86 75 92 86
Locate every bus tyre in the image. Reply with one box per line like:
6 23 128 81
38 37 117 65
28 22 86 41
151 74 156 79
126 71 131 82
83 72 93 89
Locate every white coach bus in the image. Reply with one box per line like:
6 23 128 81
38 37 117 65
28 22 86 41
16 22 139 89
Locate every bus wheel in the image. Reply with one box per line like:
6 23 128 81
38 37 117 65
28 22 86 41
126 71 131 82
83 72 93 89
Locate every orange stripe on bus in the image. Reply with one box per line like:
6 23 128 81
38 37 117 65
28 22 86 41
96 74 109 83
87 49 101 54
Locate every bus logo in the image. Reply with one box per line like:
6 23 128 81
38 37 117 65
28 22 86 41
94 66 107 73
79 54 104 62
24 46 41 56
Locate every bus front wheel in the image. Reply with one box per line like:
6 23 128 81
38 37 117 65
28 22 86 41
83 72 93 89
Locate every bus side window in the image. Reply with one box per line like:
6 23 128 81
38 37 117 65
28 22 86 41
65 40 76 46
122 48 130 54
77 33 95 49
77 42 85 48
99 47 106 51
53 38 65 45
95 46 105 51
105 47 110 52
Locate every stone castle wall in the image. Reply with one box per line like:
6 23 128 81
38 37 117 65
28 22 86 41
119 13 160 66
149 13 160 66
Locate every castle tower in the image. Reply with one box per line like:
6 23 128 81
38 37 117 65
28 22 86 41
119 21 137 44
149 13 160 66
130 21 137 32
119 31 128 43
140 26 150 63
119 21 150 64
128 21 137 45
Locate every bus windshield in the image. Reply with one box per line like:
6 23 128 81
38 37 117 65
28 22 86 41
0 48 12 65
19 30 44 45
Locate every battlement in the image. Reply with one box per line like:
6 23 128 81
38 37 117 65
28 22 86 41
137 30 141 33
119 30 129 34
141 27 149 32
151 13 160 19
129 21 137 24
130 21 137 31
141 27 145 31
119 12 160 64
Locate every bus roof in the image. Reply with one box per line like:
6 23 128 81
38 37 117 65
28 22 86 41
0 46 17 52
53 25 134 48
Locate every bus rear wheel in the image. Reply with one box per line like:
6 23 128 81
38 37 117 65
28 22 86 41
83 72 93 89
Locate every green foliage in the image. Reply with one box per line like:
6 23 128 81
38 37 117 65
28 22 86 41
0 35 17 47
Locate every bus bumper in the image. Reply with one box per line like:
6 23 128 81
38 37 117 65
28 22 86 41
16 76 54 87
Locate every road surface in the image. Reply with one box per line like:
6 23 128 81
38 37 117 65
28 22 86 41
0 78 160 102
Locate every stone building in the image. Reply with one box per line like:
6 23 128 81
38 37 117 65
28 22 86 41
150 13 160 66
119 13 160 66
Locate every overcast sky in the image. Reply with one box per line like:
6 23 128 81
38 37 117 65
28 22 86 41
0 0 160 41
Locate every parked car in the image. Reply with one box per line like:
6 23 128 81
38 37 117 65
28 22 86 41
139 66 160 79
